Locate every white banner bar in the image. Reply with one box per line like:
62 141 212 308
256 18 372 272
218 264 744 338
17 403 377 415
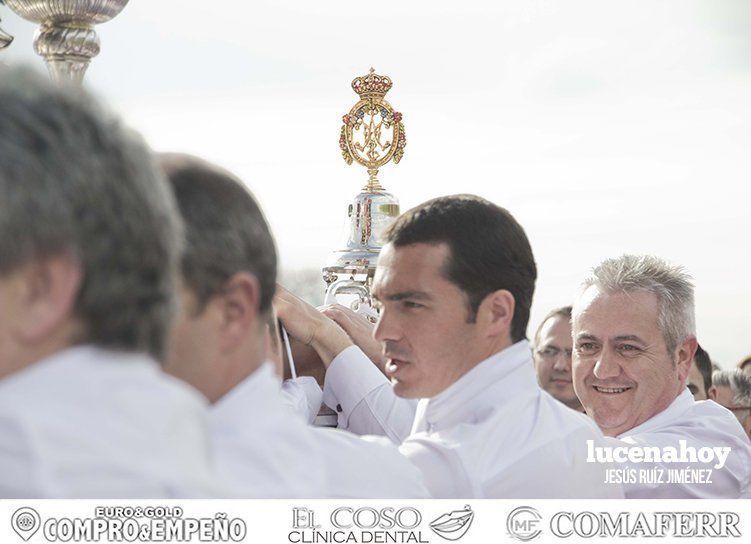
1 499 749 544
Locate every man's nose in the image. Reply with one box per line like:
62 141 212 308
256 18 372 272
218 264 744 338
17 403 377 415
553 351 572 372
373 308 401 343
593 348 622 380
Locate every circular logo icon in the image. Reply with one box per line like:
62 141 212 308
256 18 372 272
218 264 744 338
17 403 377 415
507 506 542 542
11 507 41 542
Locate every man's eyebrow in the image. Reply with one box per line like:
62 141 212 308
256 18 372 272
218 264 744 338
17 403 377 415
575 333 599 342
611 335 647 344
372 290 431 302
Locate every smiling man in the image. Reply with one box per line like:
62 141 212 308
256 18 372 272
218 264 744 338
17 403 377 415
280 195 619 498
533 306 583 412
572 255 751 498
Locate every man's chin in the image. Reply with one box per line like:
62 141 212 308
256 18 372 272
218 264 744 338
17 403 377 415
392 379 420 399
591 411 632 437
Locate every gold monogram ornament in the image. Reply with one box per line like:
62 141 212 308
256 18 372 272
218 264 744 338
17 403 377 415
339 68 406 191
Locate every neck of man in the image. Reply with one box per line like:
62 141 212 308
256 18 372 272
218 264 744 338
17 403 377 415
455 332 515 384
0 319 82 381
564 397 584 412
208 329 268 404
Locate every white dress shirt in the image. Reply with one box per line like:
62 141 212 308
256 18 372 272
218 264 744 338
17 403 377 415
323 345 417 443
0 346 220 498
610 389 751 498
210 362 429 498
324 341 622 498
281 377 323 424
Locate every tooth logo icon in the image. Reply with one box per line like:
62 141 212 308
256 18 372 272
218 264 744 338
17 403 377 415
11 507 41 541
429 505 474 541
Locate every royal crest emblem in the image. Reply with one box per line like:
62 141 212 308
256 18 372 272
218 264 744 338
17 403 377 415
339 68 406 190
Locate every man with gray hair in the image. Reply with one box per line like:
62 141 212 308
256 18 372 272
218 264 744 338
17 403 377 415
572 254 751 498
0 67 218 497
709 370 751 439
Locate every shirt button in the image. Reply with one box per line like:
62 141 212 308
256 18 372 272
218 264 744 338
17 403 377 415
336 404 343 413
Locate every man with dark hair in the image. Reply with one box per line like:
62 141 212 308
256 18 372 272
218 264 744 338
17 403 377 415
533 306 583 411
0 67 217 497
279 195 619 498
687 344 713 400
161 154 427 498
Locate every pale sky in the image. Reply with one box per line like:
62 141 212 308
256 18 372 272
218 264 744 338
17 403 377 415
2 0 749 366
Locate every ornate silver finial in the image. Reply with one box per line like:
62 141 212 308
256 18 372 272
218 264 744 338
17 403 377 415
3 0 129 84
0 5 13 50
324 69 406 315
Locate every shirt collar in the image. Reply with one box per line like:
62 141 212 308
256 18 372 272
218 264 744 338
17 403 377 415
617 388 695 438
209 362 282 428
0 344 159 391
413 340 537 433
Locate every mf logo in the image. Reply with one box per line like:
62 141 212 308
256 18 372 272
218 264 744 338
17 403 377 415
506 506 542 542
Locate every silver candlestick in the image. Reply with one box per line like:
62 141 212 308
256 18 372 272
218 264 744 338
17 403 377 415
3 0 129 84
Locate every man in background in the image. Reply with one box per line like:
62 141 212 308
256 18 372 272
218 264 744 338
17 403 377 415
738 355 751 377
572 254 751 498
687 344 712 400
709 369 751 439
533 306 583 412
0 67 217 498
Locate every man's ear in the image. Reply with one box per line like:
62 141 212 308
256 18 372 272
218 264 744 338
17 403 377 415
217 271 261 352
707 385 718 401
14 254 82 345
675 335 698 383
476 289 515 338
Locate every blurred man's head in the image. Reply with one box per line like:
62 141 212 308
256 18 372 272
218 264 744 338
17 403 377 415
160 154 277 403
0 67 182 379
738 356 751 378
572 255 697 437
687 344 712 400
372 195 536 398
709 369 751 438
533 306 581 411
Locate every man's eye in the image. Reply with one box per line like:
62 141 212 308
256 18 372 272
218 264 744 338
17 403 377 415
402 301 423 309
617 344 640 354
577 342 598 354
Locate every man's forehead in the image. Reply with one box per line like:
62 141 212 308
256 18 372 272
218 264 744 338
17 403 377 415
539 314 572 342
572 287 660 340
373 242 451 294
574 287 659 321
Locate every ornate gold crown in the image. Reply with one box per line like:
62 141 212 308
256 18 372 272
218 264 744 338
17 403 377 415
351 68 393 99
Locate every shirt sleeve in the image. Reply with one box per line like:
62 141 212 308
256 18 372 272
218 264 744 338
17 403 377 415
281 377 323 424
322 345 417 444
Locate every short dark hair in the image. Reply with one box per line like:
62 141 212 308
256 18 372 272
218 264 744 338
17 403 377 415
693 343 713 397
160 154 277 315
533 306 572 347
0 66 182 360
385 194 537 342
